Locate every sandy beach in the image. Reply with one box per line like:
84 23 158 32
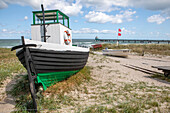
61 53 170 112
0 52 170 112
89 52 170 86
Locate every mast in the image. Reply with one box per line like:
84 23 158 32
41 4 46 42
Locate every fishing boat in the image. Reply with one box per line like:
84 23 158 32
11 5 89 111
102 49 130 57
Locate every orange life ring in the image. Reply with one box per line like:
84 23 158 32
64 30 71 45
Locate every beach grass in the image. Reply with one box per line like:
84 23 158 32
45 66 91 95
75 81 170 113
98 44 170 56
8 66 91 112
0 48 26 86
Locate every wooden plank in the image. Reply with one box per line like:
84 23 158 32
152 66 170 71
122 64 162 75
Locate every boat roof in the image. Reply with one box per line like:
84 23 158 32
32 9 70 28
32 9 69 21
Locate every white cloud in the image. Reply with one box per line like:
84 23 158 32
0 0 8 9
85 10 136 24
161 8 170 17
45 0 83 16
128 0 170 11
1 0 170 25
1 28 30 34
165 33 170 37
122 27 135 35
85 11 113 24
73 28 99 34
80 0 170 12
1 0 170 13
72 28 116 34
100 30 116 34
24 16 28 20
0 0 40 9
147 14 167 24
0 28 31 38
80 0 127 12
74 20 78 23
150 32 153 35
81 0 170 24
2 29 7 32
0 0 83 16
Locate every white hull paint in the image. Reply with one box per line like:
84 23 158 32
102 49 130 57
16 39 89 53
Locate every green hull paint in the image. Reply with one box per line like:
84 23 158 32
36 70 80 90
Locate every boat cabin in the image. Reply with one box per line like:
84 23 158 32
31 10 72 46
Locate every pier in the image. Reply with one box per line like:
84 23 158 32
96 39 170 44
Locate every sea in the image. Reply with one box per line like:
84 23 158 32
0 39 107 48
0 39 168 48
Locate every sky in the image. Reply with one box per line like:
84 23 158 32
0 0 170 40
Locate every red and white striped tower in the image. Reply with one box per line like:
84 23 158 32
117 28 121 46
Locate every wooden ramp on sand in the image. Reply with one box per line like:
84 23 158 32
121 64 163 75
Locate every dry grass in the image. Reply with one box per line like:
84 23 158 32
9 66 91 112
44 66 91 95
0 48 16 59
76 81 170 113
99 44 170 56
0 48 26 85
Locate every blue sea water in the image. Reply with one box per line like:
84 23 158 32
0 39 168 48
0 39 21 48
0 39 101 48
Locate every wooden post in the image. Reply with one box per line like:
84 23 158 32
21 36 37 112
116 40 119 46
41 4 46 42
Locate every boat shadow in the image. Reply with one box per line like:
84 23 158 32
103 54 129 58
144 74 170 85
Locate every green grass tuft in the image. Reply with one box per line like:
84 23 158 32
151 74 170 82
77 105 117 113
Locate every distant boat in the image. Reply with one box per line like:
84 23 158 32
91 44 102 49
102 49 130 57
